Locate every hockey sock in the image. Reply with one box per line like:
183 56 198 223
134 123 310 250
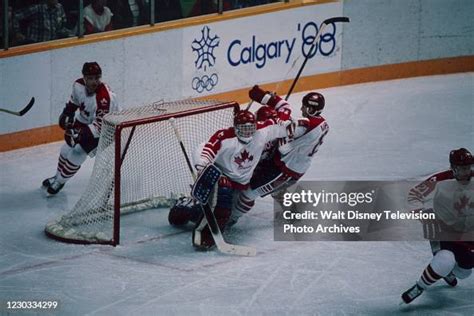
232 193 255 221
417 250 456 289
55 144 88 183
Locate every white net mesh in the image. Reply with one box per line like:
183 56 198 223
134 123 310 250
45 99 237 244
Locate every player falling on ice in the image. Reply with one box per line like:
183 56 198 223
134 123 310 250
401 148 474 304
42 62 120 196
230 85 329 225
168 108 295 250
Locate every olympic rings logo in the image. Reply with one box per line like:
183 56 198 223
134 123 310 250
192 74 219 93
301 21 337 59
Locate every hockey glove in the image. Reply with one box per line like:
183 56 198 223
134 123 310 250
249 85 274 105
59 102 78 130
65 128 80 147
64 125 94 148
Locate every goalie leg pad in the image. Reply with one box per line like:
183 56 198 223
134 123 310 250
193 186 235 250
193 206 232 250
191 164 222 204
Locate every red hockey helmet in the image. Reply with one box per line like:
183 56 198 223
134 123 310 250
82 62 102 76
449 148 472 181
256 105 278 121
234 110 256 143
302 92 325 117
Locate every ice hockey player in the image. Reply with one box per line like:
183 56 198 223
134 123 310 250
401 148 473 304
42 62 119 196
230 85 329 224
167 105 282 227
167 105 281 228
169 108 295 250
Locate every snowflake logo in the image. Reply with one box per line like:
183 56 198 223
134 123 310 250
192 26 220 71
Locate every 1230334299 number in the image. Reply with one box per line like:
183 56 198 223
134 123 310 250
5 300 59 310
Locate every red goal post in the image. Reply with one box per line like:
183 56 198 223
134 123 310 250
45 99 239 246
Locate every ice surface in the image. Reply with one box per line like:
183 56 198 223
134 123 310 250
0 73 473 315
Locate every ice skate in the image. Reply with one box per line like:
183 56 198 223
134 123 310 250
443 272 458 287
401 283 424 304
42 177 65 196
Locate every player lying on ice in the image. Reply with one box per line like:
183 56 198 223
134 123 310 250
401 148 474 304
42 62 119 196
168 85 329 250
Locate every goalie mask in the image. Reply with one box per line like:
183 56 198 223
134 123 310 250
301 92 325 117
234 110 256 144
256 105 278 122
449 148 473 182
82 62 102 95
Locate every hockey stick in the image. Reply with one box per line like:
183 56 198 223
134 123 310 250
0 97 35 116
285 16 349 100
169 118 257 256
245 16 350 111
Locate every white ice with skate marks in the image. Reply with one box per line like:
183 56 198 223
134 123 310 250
0 73 473 315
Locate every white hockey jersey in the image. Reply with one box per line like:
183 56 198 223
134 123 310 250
199 120 289 187
275 116 329 178
69 79 119 137
264 95 329 178
408 170 474 234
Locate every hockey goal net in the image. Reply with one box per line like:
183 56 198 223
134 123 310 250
45 99 239 245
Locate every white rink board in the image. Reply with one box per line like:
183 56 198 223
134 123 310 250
182 2 343 96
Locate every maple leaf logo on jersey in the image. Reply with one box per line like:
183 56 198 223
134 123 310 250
234 150 254 169
454 195 471 215
100 98 108 106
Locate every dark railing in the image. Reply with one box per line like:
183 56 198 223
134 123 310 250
1 0 288 51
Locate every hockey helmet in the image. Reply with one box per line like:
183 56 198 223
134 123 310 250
234 110 256 143
302 92 325 117
82 62 102 76
256 105 278 121
449 148 472 181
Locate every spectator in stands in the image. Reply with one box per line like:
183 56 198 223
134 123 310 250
109 0 147 29
13 0 70 44
183 0 216 18
0 2 14 48
154 0 183 23
233 0 280 9
61 0 80 30
84 0 113 34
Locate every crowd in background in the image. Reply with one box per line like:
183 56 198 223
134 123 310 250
1 0 282 48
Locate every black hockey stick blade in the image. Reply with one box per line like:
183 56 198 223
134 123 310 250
323 16 350 25
0 97 35 116
19 97 35 116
